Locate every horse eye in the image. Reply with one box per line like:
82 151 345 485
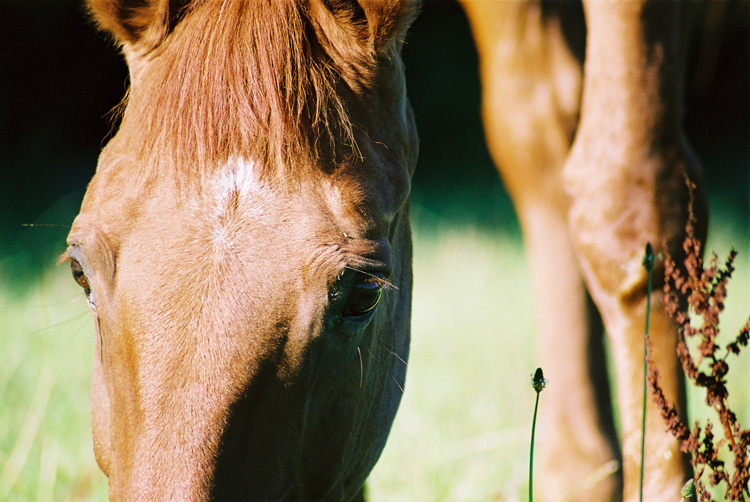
70 259 91 293
342 275 382 319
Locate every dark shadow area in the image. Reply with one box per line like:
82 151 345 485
400 1 517 235
1 0 747 291
0 1 128 288
684 1 750 226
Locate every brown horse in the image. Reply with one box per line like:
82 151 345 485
66 0 418 500
67 0 707 501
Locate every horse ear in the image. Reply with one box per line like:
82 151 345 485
355 0 420 52
310 0 420 55
87 0 190 50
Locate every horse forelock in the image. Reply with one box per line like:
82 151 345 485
115 0 406 182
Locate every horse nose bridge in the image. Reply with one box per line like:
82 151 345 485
106 304 298 498
108 302 366 500
121 367 269 500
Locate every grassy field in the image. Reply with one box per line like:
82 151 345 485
0 201 747 501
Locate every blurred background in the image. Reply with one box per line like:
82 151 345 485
1 1 747 500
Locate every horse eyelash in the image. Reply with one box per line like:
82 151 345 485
58 251 72 265
343 266 397 291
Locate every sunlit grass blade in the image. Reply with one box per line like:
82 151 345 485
0 350 25 403
37 437 60 502
0 366 55 500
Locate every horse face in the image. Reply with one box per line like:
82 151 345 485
68 155 413 500
68 1 417 499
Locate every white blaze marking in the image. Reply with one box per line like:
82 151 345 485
213 156 263 211
210 156 267 251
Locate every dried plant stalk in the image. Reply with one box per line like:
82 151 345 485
649 186 750 501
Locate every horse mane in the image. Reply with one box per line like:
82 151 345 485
107 0 415 180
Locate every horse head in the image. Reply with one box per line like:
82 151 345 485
66 1 418 499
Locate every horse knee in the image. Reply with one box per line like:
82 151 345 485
563 142 706 315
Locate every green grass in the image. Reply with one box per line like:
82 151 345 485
0 264 108 501
0 207 747 501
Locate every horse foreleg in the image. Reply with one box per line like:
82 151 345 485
461 2 622 500
564 1 704 500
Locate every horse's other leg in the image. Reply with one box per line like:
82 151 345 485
563 1 705 500
461 2 622 500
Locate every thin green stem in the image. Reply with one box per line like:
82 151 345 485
529 368 546 502
530 390 540 502
640 243 655 502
